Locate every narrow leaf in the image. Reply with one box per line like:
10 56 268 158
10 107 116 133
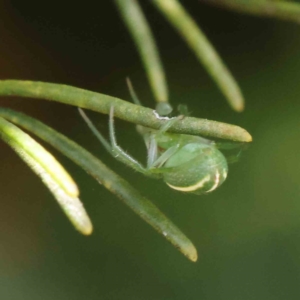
152 0 245 112
0 80 252 142
0 117 92 235
115 0 169 104
201 0 300 25
0 108 197 262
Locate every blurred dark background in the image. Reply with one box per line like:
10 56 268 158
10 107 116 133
1 0 300 299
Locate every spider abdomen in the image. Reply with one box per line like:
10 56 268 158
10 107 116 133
163 143 228 195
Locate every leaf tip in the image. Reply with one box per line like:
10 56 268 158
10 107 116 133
65 180 80 198
176 238 198 262
230 93 245 113
242 130 252 143
186 244 198 262
80 221 93 236
234 102 245 113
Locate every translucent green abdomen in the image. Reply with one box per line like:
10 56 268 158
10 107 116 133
163 143 228 195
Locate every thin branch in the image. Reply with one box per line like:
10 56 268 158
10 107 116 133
0 80 252 142
0 108 198 262
152 0 245 112
200 0 300 24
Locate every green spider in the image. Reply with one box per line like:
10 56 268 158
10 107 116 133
78 102 231 195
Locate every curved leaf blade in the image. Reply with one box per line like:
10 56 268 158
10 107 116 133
0 117 92 235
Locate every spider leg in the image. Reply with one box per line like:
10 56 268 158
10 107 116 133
146 135 158 168
109 106 159 178
145 116 182 168
215 141 249 164
215 141 247 150
78 108 112 153
79 107 157 177
153 113 185 139
126 77 142 106
149 144 179 169
126 78 173 116
146 118 182 168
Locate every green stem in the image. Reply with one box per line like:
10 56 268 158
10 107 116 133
200 0 300 24
152 0 245 112
115 0 169 104
0 108 198 262
0 80 252 142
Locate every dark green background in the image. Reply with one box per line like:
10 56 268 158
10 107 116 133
1 1 300 299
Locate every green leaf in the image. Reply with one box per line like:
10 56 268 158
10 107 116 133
115 0 169 104
201 0 300 24
0 80 252 142
0 117 92 235
0 108 198 262
153 0 245 112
